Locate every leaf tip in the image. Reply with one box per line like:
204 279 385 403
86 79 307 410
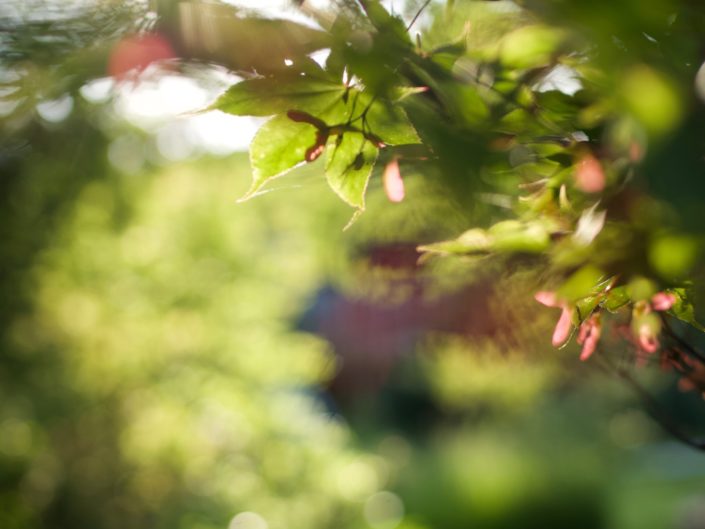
343 208 364 231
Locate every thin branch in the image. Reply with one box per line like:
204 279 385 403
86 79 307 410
407 0 432 31
591 350 705 451
661 314 705 364
615 368 705 451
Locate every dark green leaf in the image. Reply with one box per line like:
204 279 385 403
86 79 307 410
669 288 705 332
361 0 411 46
363 97 421 145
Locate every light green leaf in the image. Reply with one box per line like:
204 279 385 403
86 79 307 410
626 276 657 302
243 115 318 200
648 234 698 280
603 286 630 313
575 295 601 323
418 220 551 257
620 66 682 136
212 77 346 117
417 228 492 256
491 222 550 253
486 220 551 253
213 77 419 145
500 25 565 69
557 266 604 302
487 220 523 235
324 133 378 209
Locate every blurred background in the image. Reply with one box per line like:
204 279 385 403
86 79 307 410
2 1 705 529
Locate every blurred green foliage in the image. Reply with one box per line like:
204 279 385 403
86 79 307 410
4 146 705 528
1 155 374 528
3 1 705 529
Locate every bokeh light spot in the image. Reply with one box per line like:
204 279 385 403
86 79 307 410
364 491 404 529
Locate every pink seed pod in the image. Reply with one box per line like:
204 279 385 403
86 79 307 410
534 291 573 347
651 292 676 311
577 314 601 361
637 324 659 354
535 291 560 307
304 130 329 162
552 307 573 347
575 153 606 193
383 158 405 203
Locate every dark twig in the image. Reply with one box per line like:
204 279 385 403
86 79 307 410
661 314 705 364
407 0 432 31
591 349 705 451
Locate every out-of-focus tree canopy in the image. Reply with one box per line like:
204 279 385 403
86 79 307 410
4 1 705 529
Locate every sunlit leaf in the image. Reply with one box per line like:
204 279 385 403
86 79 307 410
324 133 378 209
243 115 317 199
212 76 346 117
499 25 565 69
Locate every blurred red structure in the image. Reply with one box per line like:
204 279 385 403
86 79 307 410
108 33 175 79
299 243 499 399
